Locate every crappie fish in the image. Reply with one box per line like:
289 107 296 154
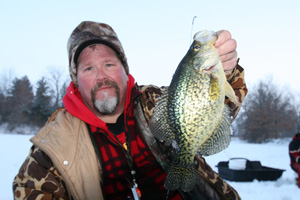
149 30 237 192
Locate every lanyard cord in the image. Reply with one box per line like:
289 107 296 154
114 129 134 169
113 104 138 186
113 131 138 188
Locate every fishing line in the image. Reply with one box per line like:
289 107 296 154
189 16 197 45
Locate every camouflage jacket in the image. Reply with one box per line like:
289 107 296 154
13 65 247 200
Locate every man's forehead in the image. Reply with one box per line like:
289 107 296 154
79 44 115 58
78 45 119 65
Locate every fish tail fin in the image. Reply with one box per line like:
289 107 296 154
164 159 197 192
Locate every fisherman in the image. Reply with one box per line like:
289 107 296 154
13 21 248 200
289 132 300 188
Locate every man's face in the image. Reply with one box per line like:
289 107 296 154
77 44 128 116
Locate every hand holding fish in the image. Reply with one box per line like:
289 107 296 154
215 30 237 75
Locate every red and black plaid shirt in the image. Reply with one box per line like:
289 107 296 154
89 87 182 200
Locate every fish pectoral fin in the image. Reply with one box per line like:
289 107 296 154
209 75 220 101
225 81 237 103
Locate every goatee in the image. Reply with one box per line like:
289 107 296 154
91 80 120 114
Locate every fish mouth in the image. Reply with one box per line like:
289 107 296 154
204 65 216 71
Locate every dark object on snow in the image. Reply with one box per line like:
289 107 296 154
216 158 285 182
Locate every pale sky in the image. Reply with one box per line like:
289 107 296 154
1 0 300 96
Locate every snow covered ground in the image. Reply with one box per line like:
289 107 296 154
1 133 299 200
205 137 300 200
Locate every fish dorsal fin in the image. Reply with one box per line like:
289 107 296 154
149 90 176 146
225 81 237 103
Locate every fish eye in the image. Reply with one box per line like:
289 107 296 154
193 45 201 51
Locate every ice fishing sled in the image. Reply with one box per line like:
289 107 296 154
216 158 285 182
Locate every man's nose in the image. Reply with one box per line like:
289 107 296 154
95 67 108 80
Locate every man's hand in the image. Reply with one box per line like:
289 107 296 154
215 30 237 75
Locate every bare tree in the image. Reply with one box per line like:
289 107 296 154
0 69 15 96
46 66 69 109
233 78 298 143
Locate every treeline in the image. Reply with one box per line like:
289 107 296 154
233 78 300 143
0 68 69 131
1 69 299 142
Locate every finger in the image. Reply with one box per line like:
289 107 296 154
215 30 231 47
216 39 237 57
219 50 237 64
222 58 238 74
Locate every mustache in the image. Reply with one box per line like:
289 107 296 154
91 79 119 93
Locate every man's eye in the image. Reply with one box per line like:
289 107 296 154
85 67 93 71
106 63 113 67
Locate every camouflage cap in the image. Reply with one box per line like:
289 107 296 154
67 21 129 86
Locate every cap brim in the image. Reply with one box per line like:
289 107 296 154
74 39 121 65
